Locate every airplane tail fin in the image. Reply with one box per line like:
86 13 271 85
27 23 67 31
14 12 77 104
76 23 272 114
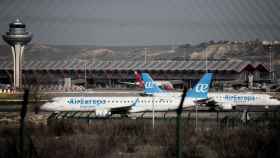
135 71 144 88
141 73 163 94
135 71 141 82
186 73 213 99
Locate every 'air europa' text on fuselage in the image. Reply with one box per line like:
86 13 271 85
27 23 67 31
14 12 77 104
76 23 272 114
224 95 256 102
67 98 106 106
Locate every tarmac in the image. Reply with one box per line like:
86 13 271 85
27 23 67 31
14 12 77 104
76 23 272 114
0 90 280 126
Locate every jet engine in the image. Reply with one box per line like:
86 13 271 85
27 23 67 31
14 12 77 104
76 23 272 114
95 109 111 117
223 103 233 110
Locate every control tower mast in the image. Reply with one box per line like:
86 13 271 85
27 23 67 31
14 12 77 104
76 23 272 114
2 19 32 90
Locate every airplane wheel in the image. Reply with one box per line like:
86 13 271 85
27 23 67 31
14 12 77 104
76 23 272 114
121 114 128 118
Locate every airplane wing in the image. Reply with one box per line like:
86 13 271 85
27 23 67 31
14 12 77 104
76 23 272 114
194 98 228 111
96 98 141 117
119 81 143 87
194 98 210 105
119 81 138 86
207 100 233 110
95 105 133 117
110 106 131 115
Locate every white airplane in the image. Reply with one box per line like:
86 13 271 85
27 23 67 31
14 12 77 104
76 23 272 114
207 92 280 109
40 73 213 117
141 73 280 110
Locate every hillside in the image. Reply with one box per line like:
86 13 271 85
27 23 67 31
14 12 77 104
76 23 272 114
0 40 279 70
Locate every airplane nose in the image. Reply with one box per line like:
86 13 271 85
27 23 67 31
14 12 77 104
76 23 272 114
271 99 280 106
276 99 280 105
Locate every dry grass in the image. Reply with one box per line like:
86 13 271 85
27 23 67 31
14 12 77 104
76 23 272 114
0 118 280 158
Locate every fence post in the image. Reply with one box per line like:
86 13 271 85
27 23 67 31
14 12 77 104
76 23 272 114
176 87 187 158
216 111 219 128
20 89 29 158
245 110 248 127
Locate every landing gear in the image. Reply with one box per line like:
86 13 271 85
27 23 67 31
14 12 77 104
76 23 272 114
241 109 250 124
140 112 146 118
163 111 168 119
121 114 129 118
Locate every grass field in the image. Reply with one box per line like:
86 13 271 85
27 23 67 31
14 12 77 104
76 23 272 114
0 117 280 158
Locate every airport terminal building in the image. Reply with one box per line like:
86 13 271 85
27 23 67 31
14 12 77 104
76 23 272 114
0 60 272 90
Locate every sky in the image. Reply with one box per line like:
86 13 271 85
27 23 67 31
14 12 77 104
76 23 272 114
0 0 280 46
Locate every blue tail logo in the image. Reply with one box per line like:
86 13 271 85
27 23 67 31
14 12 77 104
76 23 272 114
141 73 163 94
186 73 213 99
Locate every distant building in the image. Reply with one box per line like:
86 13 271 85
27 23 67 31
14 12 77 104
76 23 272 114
0 60 272 90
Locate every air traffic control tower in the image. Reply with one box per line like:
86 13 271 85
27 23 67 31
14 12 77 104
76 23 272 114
2 19 32 90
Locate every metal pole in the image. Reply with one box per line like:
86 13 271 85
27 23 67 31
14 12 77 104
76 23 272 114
84 63 87 90
152 96 155 129
176 87 188 158
245 110 248 127
269 45 272 81
216 111 219 128
184 47 186 61
195 104 198 129
20 89 29 158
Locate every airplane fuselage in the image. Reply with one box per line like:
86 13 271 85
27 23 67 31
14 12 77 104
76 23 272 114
153 92 280 108
41 96 197 113
209 92 276 105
